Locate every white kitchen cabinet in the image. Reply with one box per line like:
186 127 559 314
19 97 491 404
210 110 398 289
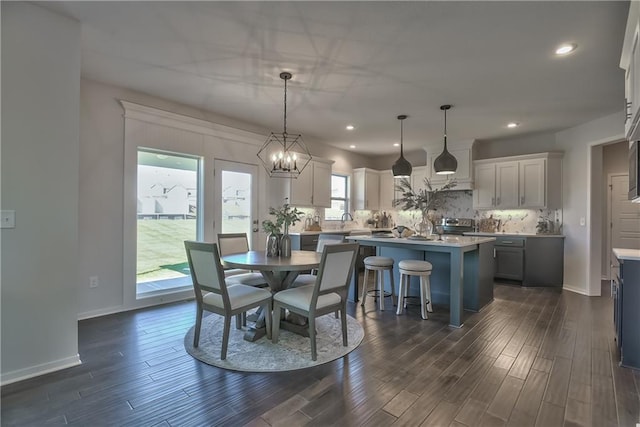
519 158 546 208
473 153 562 210
411 166 428 193
621 2 640 140
288 159 332 207
353 168 380 210
425 140 474 190
379 169 396 210
495 161 519 208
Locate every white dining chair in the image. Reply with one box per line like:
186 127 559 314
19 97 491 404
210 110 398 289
184 241 272 360
292 233 346 287
272 243 359 361
217 233 268 288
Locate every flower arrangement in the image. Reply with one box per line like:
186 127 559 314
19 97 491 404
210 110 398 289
393 177 457 221
261 198 304 235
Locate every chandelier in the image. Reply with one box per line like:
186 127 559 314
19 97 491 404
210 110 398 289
257 72 311 178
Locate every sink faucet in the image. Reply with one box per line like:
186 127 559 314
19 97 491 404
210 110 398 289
340 212 354 229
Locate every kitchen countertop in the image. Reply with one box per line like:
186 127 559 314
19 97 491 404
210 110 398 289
290 228 393 236
613 248 640 261
464 232 565 238
346 234 495 248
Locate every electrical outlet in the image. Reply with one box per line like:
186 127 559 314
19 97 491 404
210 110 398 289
579 217 586 226
1 210 15 229
89 276 99 288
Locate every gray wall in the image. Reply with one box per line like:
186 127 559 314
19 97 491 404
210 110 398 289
474 131 558 160
1 3 81 383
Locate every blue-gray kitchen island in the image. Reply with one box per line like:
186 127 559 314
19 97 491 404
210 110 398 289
346 235 496 328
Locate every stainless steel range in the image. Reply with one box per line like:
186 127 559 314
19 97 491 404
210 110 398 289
440 217 475 235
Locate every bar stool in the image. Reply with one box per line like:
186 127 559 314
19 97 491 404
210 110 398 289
360 256 395 310
396 260 433 320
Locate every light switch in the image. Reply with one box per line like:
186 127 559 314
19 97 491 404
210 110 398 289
1 210 15 229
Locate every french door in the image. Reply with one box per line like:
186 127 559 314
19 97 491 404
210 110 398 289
213 160 259 249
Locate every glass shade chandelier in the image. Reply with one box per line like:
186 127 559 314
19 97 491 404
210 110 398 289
392 115 412 178
433 104 458 175
257 72 311 179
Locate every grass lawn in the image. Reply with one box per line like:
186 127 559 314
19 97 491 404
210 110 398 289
137 219 196 283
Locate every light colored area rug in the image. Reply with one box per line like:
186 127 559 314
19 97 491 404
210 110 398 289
184 313 364 372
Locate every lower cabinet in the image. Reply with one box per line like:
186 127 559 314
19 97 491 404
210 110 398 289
614 256 640 369
491 236 564 286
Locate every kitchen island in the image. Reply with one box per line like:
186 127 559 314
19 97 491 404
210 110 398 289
346 235 496 328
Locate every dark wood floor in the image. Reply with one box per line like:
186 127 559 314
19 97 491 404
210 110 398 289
2 282 639 426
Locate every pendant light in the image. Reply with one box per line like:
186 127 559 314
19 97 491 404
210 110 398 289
433 104 458 175
256 72 312 178
392 114 412 178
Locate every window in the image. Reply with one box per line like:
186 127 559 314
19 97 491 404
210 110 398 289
325 174 349 220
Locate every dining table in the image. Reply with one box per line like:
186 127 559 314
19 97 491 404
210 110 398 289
221 250 322 342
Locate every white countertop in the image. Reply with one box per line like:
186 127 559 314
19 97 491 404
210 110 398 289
291 228 393 236
465 232 565 238
346 234 495 248
613 248 640 261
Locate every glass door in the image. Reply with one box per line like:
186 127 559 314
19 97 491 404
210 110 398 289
214 160 259 248
136 149 202 296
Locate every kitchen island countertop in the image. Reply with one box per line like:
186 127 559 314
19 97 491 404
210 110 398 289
464 232 564 238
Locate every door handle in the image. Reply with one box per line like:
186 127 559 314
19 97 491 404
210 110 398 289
252 228 259 232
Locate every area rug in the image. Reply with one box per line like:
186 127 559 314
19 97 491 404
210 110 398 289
184 313 364 372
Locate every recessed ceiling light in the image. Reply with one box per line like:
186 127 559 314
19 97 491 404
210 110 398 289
346 125 355 131
555 43 577 55
507 122 519 128
349 145 356 149
393 143 400 147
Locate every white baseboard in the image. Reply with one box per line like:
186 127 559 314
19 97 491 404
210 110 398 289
1 354 82 386
562 284 593 296
77 305 126 320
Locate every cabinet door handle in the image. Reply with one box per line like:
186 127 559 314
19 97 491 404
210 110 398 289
502 241 513 244
496 197 501 205
493 248 496 258
520 196 524 205
491 197 495 206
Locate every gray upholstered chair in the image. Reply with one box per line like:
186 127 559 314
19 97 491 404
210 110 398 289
292 233 346 287
184 241 272 360
272 243 359 361
217 233 267 288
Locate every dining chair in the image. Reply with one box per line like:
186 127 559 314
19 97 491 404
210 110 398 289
272 243 359 361
184 241 272 360
217 233 267 288
292 233 346 287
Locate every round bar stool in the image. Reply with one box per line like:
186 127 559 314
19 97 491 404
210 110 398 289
396 260 433 320
360 256 395 310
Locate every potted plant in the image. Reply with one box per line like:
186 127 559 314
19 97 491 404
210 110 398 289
262 198 304 257
393 178 457 236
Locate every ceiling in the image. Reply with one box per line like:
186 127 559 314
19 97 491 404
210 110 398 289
44 1 629 155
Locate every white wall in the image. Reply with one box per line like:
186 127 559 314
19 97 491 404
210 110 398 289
555 111 625 295
78 79 372 317
1 3 81 384
474 131 558 160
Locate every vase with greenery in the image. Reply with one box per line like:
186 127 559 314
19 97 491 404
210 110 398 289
261 198 304 257
393 178 457 236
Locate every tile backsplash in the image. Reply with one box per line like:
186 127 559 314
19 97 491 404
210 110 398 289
287 190 561 234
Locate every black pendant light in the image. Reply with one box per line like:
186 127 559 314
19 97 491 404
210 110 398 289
434 104 458 175
392 115 412 178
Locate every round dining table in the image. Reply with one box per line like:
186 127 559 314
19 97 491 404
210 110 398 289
221 250 322 341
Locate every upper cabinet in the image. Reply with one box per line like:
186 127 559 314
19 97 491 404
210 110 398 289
353 168 380 210
424 140 474 190
379 169 396 211
288 159 333 207
473 152 563 210
621 1 640 140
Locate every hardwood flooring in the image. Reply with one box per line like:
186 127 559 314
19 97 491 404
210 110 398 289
2 282 639 426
